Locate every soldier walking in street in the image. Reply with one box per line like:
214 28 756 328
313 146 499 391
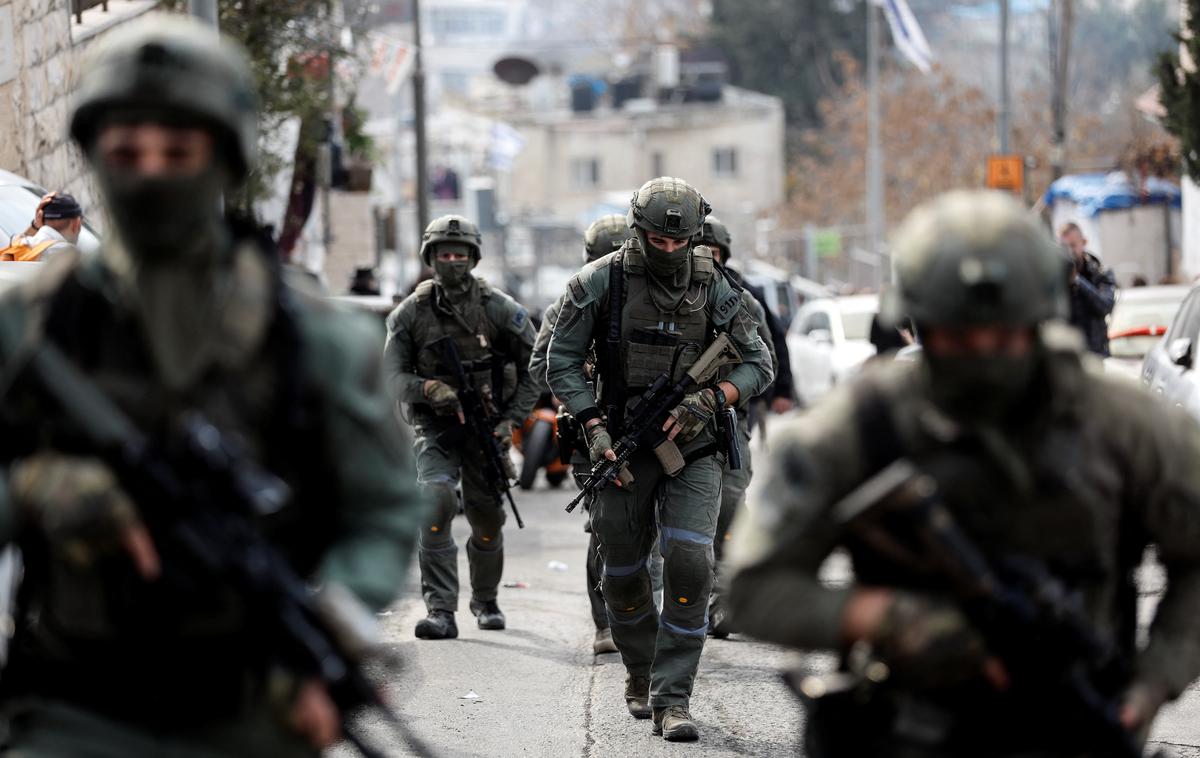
385 215 538 640
0 16 428 757
727 191 1200 757
546 177 773 741
529 213 631 657
694 216 782 639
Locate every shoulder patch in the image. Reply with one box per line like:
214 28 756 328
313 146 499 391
567 273 597 308
414 279 436 301
510 306 530 334
712 287 742 326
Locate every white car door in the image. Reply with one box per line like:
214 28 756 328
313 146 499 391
788 305 836 404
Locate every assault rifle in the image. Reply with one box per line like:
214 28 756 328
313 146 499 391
794 459 1151 758
430 336 524 528
2 340 431 758
565 333 742 513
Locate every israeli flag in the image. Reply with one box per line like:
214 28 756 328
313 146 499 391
874 0 935 73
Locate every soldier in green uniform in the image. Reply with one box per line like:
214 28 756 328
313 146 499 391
385 215 538 640
694 217 779 639
546 177 773 741
727 190 1200 757
0 16 427 757
530 213 631 657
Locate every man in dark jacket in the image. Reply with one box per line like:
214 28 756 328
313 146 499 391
1060 222 1116 356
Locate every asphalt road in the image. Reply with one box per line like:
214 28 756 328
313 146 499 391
337 472 1200 758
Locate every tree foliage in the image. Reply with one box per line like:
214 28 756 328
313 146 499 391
161 1 338 210
704 0 867 146
1158 0 1200 184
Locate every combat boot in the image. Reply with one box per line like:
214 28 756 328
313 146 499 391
624 673 651 719
652 705 699 742
414 609 458 640
469 599 506 630
593 627 618 654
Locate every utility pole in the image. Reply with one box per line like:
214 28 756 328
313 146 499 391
412 0 431 252
866 0 885 289
1050 0 1074 181
187 0 217 27
999 0 1010 153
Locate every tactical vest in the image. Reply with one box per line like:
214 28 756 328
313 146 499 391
409 278 505 400
614 247 715 392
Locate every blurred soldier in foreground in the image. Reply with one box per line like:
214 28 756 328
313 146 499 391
385 215 538 640
728 190 1200 757
547 177 772 741
695 216 781 639
0 16 427 756
528 213 631 656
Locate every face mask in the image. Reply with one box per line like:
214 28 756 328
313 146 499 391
96 166 227 266
925 352 1038 423
643 236 690 279
434 258 472 294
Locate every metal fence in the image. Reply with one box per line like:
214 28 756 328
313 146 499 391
73 0 108 23
758 223 890 294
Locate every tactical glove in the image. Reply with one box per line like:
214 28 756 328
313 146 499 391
868 591 989 690
667 388 720 443
584 422 614 465
10 453 144 569
494 419 517 480
423 379 462 416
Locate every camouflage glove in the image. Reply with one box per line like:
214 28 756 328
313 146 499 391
423 379 461 416
494 419 517 480
9 454 143 569
584 422 614 465
868 592 989 690
668 388 720 443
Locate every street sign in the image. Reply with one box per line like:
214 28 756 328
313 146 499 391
986 154 1024 194
814 228 842 258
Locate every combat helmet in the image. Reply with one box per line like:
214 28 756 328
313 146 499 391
699 216 733 260
627 177 711 244
69 14 259 178
884 190 1068 328
420 215 483 267
583 214 632 263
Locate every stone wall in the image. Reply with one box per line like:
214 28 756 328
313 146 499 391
0 0 158 220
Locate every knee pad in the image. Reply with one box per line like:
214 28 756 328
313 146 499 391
602 566 653 618
661 539 714 633
420 482 458 548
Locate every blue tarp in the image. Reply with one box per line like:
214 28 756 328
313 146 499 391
1044 172 1182 217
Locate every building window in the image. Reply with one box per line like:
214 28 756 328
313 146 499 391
571 157 601 190
652 152 665 177
712 147 738 178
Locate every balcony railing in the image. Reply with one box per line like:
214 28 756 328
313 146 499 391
72 0 109 24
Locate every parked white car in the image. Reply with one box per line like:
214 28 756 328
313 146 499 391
787 294 878 405
1104 285 1188 381
1141 284 1200 419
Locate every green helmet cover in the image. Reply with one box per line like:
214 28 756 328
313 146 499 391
69 14 259 179
626 176 711 240
699 215 733 259
885 190 1068 328
583 214 632 263
420 214 483 266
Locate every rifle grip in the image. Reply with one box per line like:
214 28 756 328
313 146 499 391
617 464 635 487
654 440 686 477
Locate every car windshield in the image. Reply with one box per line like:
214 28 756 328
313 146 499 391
839 308 875 342
1108 294 1186 359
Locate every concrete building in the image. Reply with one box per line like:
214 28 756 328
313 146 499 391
0 0 158 216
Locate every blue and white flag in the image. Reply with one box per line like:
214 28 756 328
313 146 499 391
874 0 935 73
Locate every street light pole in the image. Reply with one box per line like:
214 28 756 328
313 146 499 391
187 0 218 28
999 0 1010 154
412 0 431 252
866 0 885 289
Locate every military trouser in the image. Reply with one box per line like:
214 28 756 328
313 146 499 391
415 431 507 612
711 411 753 617
573 450 610 632
590 438 722 710
2 697 315 758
